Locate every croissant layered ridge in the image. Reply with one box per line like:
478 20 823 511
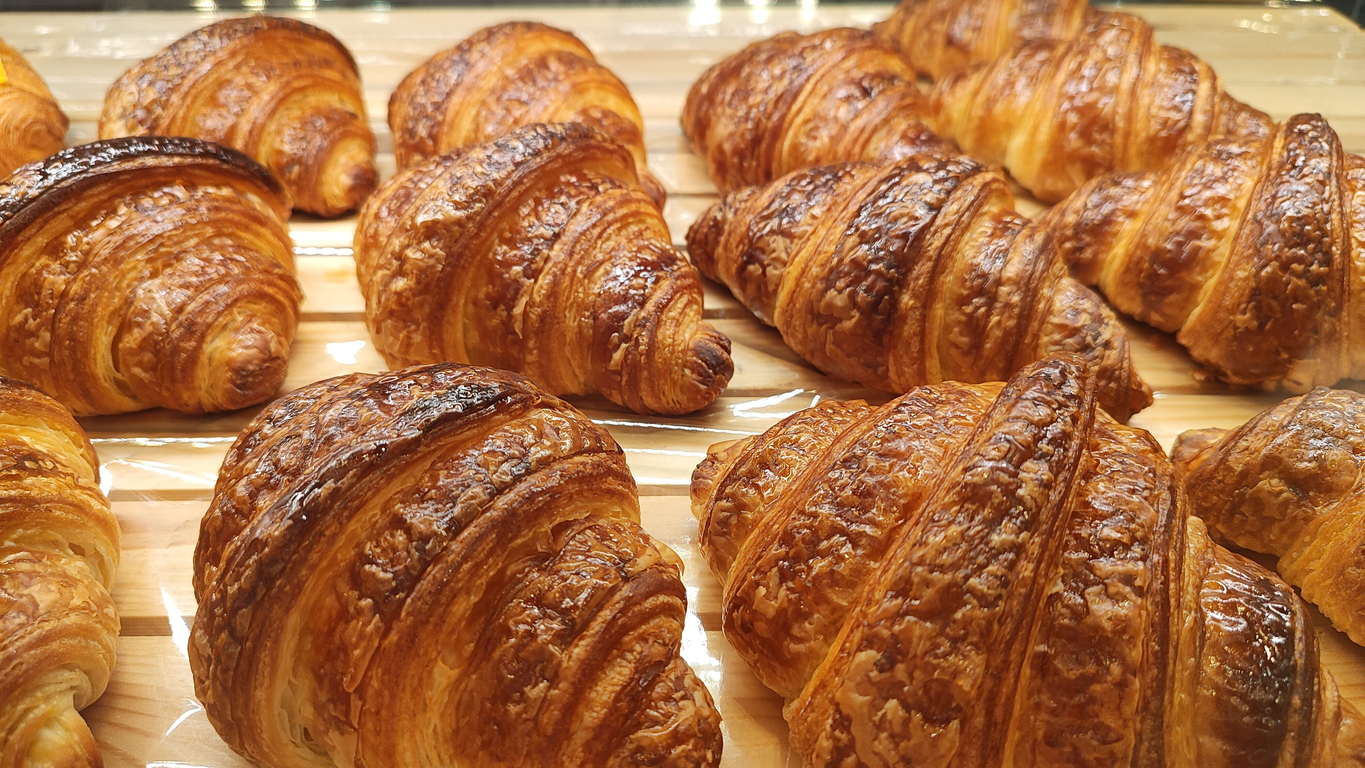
1039 113 1365 390
691 354 1365 768
686 155 1152 421
0 39 67 177
0 136 302 416
190 363 723 768
99 15 377 217
0 378 119 768
355 122 732 416
1174 388 1365 647
929 12 1273 203
681 28 957 194
390 21 665 205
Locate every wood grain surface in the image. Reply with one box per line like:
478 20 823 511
3 4 1363 766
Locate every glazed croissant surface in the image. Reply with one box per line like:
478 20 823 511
99 15 377 217
873 0 1093 79
686 154 1152 421
355 122 732 416
0 136 302 416
390 21 665 205
0 39 67 178
0 377 119 768
1039 113 1364 390
692 354 1365 768
681 27 956 194
191 363 723 768
929 11 1273 203
1174 388 1365 647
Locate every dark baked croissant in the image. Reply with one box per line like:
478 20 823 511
390 21 666 205
681 28 956 194
1174 387 1365 647
355 122 732 416
686 154 1152 421
0 377 119 768
1038 113 1364 390
0 39 67 177
0 136 302 416
191 363 724 768
99 15 377 218
873 0 1092 79
928 12 1274 203
691 354 1365 767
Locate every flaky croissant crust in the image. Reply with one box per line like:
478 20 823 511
0 136 302 415
686 154 1152 421
1174 387 1365 647
356 122 732 416
0 376 119 768
389 21 665 205
191 363 722 768
99 15 377 217
692 354 1365 767
0 39 68 178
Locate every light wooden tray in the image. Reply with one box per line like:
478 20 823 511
5 3 1365 765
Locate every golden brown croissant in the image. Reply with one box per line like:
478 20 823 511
0 377 119 768
390 21 666 205
0 39 67 178
355 122 732 416
190 363 724 768
1038 113 1364 390
691 354 1365 767
99 15 377 218
928 12 1273 203
0 136 302 416
681 28 956 194
873 0 1092 79
686 154 1152 421
1174 388 1365 647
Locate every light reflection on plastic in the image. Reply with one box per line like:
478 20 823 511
680 587 722 688
162 588 192 657
326 339 367 365
625 448 707 458
729 388 819 418
102 459 216 487
98 465 113 497
593 418 754 437
163 699 203 736
148 763 214 768
690 0 720 26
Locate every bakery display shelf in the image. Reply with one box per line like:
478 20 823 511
4 3 1363 765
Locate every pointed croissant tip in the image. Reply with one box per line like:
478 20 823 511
311 145 379 218
199 317 294 413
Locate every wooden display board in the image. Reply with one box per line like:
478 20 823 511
3 4 1363 765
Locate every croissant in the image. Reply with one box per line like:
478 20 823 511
1038 113 1364 390
686 153 1152 421
873 0 1093 79
0 377 119 768
390 21 665 205
0 136 302 416
190 363 724 768
1173 387 1365 647
691 354 1365 767
99 15 377 218
0 39 67 177
928 12 1274 203
681 28 956 194
355 122 732 416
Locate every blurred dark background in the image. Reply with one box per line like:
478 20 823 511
0 0 1359 27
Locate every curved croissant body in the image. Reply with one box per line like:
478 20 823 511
0 40 67 177
873 0 1092 79
0 378 119 768
191 363 723 768
929 12 1273 203
0 136 302 415
99 15 377 217
1039 113 1365 390
681 28 955 194
686 155 1152 421
691 355 1365 767
355 122 732 416
390 21 665 205
1174 388 1365 647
